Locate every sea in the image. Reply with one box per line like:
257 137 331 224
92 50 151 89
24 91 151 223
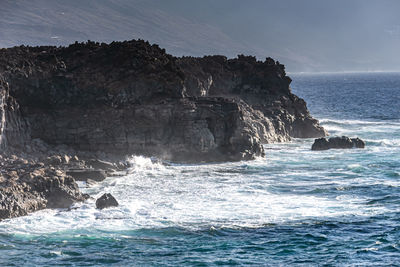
1 72 400 266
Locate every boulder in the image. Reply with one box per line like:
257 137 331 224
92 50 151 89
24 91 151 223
312 136 365 151
95 193 119 209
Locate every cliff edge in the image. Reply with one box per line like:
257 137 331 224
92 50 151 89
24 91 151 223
0 40 325 162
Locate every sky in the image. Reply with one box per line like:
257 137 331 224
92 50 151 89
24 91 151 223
1 0 400 72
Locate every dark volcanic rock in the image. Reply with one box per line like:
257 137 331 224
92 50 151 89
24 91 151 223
0 40 325 162
351 137 366 148
176 55 327 140
0 74 30 151
0 157 86 220
312 136 366 151
96 193 119 209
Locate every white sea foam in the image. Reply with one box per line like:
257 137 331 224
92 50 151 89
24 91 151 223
1 115 399 236
319 118 400 126
0 151 393 236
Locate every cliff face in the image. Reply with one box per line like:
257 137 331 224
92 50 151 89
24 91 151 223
0 40 326 162
177 55 325 140
0 74 30 150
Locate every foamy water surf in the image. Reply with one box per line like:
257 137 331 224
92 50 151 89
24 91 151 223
1 117 397 234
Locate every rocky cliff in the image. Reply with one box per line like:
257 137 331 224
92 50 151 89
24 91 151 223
0 39 326 220
0 74 30 151
177 55 325 139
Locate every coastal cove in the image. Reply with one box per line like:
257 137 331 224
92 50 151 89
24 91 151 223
0 72 399 265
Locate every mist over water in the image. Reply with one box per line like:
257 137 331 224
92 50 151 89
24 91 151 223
1 73 400 265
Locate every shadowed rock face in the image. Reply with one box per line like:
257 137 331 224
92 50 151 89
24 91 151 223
0 40 326 163
0 75 30 151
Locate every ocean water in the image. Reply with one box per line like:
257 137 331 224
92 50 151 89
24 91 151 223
1 72 400 266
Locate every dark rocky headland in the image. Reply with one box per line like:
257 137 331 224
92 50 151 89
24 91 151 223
0 39 326 220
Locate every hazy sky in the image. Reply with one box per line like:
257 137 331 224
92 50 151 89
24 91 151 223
1 0 400 72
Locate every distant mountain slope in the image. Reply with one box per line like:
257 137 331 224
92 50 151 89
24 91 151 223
1 0 400 72
0 0 323 71
0 0 248 57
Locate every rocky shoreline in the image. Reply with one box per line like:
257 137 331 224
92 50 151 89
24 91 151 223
0 39 326 220
0 149 129 220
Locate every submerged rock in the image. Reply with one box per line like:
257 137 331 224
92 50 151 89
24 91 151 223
312 136 365 151
96 193 119 209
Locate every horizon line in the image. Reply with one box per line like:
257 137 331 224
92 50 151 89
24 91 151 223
288 70 400 75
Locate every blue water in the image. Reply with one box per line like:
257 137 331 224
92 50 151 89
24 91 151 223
1 73 400 266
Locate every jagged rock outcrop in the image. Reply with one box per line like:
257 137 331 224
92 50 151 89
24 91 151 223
177 55 326 140
312 136 365 151
0 40 325 162
0 151 129 220
0 39 327 220
0 155 87 220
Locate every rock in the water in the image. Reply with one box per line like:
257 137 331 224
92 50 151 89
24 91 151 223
312 136 365 151
66 169 107 182
95 193 119 209
351 137 366 148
